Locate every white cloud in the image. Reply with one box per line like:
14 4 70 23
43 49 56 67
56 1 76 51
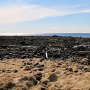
0 4 90 24
0 5 60 24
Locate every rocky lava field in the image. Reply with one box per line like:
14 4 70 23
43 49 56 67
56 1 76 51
0 36 90 90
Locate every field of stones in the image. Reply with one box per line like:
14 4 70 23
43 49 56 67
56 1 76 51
0 36 90 90
0 36 90 60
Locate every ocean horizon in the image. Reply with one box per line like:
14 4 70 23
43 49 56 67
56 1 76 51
0 33 90 37
36 33 90 37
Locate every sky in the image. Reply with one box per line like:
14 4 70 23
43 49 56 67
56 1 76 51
0 0 90 35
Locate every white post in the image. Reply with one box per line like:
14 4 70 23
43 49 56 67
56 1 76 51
45 52 48 59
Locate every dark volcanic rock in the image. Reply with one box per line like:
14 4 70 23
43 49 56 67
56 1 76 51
19 76 29 81
20 76 38 86
34 63 39 67
2 69 6 73
65 67 73 72
21 55 27 59
13 69 18 73
24 66 32 71
21 87 27 90
34 73 42 81
5 82 15 89
38 68 44 71
0 36 90 60
29 77 38 85
77 65 84 70
48 73 58 82
41 80 49 85
83 67 90 72
41 87 46 90
37 64 44 68
25 81 33 88
80 58 90 65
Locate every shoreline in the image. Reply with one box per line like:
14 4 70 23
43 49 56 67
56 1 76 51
0 36 90 60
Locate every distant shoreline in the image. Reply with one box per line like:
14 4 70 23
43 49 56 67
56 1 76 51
0 33 90 37
35 33 90 37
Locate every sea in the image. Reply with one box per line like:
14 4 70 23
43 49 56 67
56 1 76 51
37 33 90 37
0 33 90 37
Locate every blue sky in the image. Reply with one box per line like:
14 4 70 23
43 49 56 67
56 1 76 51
0 0 90 35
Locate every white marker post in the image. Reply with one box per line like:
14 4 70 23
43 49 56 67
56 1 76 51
45 52 48 59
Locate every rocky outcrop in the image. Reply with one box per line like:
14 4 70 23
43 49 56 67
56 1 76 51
0 36 90 65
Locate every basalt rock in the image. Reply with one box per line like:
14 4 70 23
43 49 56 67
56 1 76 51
24 66 32 71
5 82 15 89
34 73 42 81
48 73 58 82
41 87 46 90
0 36 90 61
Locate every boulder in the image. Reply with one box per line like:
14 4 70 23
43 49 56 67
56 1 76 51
5 82 15 89
48 73 58 82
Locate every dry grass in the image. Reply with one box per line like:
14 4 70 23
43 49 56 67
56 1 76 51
0 58 90 90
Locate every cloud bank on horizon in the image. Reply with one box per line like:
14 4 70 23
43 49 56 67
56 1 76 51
0 0 90 34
